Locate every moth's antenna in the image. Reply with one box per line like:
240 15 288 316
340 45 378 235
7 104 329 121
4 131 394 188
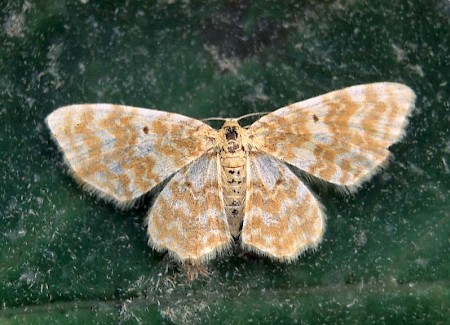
202 117 227 122
202 112 269 123
236 111 270 122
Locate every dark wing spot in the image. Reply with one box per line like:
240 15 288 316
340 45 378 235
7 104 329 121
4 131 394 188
313 114 319 122
143 126 149 134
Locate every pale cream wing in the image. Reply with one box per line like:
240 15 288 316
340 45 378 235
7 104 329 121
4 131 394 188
241 153 325 261
46 104 216 204
146 153 232 264
248 83 415 187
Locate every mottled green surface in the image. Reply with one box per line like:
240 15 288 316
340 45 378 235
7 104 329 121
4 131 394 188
1 0 449 324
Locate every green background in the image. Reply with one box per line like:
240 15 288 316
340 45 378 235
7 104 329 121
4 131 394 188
1 0 449 324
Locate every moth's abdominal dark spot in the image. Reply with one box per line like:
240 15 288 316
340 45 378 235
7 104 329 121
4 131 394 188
313 114 319 122
143 126 149 134
228 170 235 174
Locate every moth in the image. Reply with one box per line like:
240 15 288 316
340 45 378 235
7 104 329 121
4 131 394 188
46 82 415 266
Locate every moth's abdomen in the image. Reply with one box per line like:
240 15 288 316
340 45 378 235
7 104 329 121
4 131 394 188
221 156 247 237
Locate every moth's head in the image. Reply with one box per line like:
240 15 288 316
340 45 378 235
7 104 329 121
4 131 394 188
221 119 244 139
218 119 246 153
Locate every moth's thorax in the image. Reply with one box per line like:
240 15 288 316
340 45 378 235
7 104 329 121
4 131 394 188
218 119 248 237
217 119 247 169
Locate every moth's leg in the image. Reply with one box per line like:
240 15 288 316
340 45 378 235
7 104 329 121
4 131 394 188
182 262 210 281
